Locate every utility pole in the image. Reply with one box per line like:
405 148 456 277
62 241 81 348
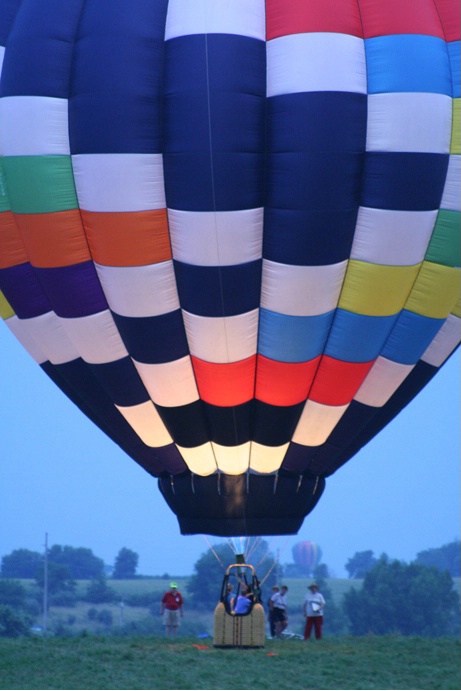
43 533 48 635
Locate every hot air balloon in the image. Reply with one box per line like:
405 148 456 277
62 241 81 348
292 541 323 576
0 0 459 538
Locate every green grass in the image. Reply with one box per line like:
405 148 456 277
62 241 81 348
4 577 460 688
0 635 459 690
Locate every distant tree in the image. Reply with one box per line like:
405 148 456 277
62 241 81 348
1 549 42 578
0 605 32 638
284 561 330 579
96 609 113 626
87 607 98 621
188 543 233 608
415 540 460 577
49 591 78 607
188 540 278 609
113 548 139 579
345 550 378 578
85 576 116 603
313 563 330 580
47 545 105 580
0 580 27 609
36 562 76 595
0 580 40 618
343 556 460 637
283 563 303 578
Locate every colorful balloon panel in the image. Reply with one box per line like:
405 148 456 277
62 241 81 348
292 541 323 574
0 0 459 536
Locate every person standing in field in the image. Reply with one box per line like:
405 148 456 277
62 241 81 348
272 585 289 638
268 585 279 637
303 583 325 640
160 582 184 637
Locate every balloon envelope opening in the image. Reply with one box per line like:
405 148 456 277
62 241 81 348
158 472 326 537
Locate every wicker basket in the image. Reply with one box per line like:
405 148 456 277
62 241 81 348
213 602 266 648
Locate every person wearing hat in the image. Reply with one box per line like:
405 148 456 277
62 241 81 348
160 582 184 637
303 583 325 640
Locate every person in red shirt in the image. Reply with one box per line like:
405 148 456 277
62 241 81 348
160 582 184 637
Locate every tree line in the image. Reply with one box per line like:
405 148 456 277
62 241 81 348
343 541 460 579
189 540 460 639
284 540 460 579
1 545 139 581
0 539 459 638
0 544 141 637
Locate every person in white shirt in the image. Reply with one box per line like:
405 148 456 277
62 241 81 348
271 585 288 638
303 583 325 640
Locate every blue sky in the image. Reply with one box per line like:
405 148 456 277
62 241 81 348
0 322 459 578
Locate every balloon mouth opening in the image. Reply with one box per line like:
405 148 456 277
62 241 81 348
158 472 326 537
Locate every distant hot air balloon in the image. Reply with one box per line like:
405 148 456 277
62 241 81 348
292 541 322 576
0 0 459 537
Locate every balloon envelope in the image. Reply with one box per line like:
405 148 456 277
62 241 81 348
292 541 323 575
0 0 459 536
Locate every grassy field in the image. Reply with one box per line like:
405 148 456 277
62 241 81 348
3 577 460 688
0 635 459 690
73 578 190 600
17 576 459 639
21 577 362 638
